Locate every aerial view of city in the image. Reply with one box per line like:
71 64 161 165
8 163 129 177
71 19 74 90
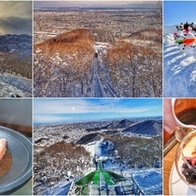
33 98 162 195
34 1 162 97
0 1 32 97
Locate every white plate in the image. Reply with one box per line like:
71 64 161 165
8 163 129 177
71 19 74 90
169 163 196 195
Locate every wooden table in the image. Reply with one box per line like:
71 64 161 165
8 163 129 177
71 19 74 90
164 142 179 195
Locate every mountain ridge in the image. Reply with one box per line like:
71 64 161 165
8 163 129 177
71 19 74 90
123 119 162 136
0 34 32 57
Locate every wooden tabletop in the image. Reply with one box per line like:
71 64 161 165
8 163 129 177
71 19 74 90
164 142 179 195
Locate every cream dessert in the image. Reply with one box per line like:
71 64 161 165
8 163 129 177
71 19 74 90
181 136 196 185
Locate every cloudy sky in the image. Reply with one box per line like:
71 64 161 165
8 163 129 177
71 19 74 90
34 1 157 8
34 98 162 124
0 1 32 35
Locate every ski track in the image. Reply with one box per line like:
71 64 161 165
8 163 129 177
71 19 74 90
92 58 105 97
35 47 119 97
91 56 117 97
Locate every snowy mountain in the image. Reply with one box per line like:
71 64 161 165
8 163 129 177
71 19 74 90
107 119 135 129
76 133 102 145
0 34 32 57
164 26 196 97
85 119 135 132
123 120 162 136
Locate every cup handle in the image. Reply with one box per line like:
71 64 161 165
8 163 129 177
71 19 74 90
171 98 196 142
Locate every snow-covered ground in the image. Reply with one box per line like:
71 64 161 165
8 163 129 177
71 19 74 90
132 168 162 195
84 137 162 195
85 138 114 157
164 26 196 97
34 42 122 97
0 73 32 97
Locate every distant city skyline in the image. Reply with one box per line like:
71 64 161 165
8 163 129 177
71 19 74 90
0 1 32 35
34 1 157 9
34 98 162 124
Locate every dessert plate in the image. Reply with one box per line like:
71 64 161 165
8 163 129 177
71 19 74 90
0 126 32 194
169 163 196 195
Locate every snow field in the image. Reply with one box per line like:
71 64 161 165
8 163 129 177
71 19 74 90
164 27 196 97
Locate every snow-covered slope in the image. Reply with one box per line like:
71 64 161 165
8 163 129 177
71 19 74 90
123 120 162 136
164 26 196 97
132 169 162 195
107 119 134 129
0 73 32 97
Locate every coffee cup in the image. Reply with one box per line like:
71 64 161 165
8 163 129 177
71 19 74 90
171 98 196 141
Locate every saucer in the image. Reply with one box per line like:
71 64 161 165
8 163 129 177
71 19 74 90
169 163 196 195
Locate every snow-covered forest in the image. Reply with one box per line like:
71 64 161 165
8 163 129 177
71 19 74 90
34 4 162 97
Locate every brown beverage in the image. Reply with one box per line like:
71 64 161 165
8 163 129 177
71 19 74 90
177 108 196 125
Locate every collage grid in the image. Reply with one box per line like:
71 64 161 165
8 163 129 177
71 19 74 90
0 0 196 195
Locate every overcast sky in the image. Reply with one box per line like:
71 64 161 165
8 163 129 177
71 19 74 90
0 1 32 35
34 98 162 124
